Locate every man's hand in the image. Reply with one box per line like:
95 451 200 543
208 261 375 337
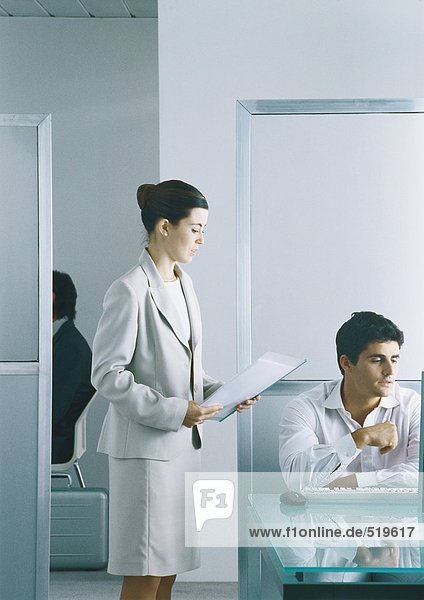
354 546 400 568
326 473 358 489
236 394 260 413
351 421 398 454
182 401 223 428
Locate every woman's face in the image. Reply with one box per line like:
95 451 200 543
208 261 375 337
165 207 208 264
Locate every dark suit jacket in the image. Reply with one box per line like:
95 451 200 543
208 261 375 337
52 319 95 463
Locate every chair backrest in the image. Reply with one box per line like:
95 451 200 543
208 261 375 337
253 381 322 473
51 393 96 471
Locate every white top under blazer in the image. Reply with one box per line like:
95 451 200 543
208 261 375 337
92 248 221 460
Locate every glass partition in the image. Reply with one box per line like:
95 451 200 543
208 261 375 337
0 114 52 600
236 99 424 599
0 125 38 360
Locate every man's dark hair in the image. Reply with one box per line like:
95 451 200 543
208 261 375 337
336 311 404 374
53 270 77 320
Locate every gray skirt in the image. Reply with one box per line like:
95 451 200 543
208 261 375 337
108 442 201 576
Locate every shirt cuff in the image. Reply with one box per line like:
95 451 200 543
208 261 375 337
334 433 361 464
355 471 379 488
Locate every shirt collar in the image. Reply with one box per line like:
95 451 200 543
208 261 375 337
322 379 400 409
322 380 344 409
53 317 68 337
139 247 183 289
378 392 400 408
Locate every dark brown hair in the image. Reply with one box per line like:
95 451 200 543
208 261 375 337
53 270 77 320
137 180 208 234
336 311 404 374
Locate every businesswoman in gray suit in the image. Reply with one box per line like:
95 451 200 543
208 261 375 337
92 180 255 600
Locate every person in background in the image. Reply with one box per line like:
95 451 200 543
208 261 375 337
52 270 95 464
91 180 258 600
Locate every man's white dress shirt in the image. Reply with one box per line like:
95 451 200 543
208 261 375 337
279 380 420 491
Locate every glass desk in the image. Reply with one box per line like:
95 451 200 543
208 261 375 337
246 493 424 599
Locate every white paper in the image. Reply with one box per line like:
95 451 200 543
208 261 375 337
203 352 306 421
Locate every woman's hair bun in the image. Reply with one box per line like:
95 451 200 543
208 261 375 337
137 183 155 210
136 179 208 234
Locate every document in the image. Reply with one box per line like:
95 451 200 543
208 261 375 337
203 352 306 422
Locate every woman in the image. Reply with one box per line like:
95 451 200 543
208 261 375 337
92 180 255 600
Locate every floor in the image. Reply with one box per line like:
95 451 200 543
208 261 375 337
49 571 238 599
49 570 424 599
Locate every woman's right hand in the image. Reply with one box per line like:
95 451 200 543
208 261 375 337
182 401 223 428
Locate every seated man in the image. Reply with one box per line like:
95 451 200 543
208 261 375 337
52 270 96 464
279 311 420 491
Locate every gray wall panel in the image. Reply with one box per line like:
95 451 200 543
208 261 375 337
0 375 38 598
0 126 38 361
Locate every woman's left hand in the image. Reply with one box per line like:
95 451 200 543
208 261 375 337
236 395 260 413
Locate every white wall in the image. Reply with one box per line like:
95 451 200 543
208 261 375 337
158 0 424 581
250 112 424 377
0 17 159 489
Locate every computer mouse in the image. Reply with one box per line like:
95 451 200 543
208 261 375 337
280 491 307 506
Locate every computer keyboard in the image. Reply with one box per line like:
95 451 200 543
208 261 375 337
302 487 419 504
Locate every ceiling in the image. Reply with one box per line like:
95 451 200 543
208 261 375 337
0 0 157 18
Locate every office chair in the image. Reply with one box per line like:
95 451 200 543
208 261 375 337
51 394 95 488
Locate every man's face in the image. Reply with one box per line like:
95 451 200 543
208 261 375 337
342 340 400 399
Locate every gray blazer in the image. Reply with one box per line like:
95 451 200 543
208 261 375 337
92 249 221 460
